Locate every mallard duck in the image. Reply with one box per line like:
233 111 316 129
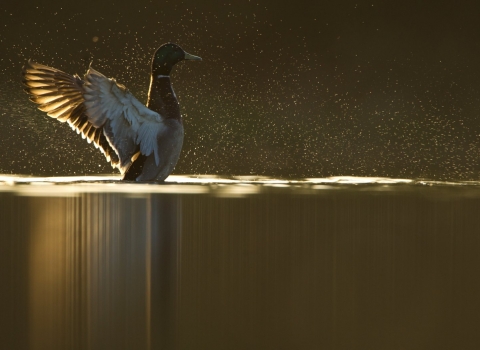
22 43 201 181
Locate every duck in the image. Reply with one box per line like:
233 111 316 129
22 43 201 181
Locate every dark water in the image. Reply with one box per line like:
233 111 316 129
1 176 480 350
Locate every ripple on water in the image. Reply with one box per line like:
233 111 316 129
1 174 480 198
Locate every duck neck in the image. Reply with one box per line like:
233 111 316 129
146 74 181 121
153 62 174 76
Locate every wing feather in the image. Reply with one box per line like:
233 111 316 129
22 60 121 170
82 68 166 168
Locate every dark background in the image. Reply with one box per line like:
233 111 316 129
1 1 480 180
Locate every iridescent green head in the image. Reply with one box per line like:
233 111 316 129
151 43 201 76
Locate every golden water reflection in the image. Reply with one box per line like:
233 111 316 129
2 178 480 349
2 193 180 350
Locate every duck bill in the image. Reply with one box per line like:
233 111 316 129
184 52 202 61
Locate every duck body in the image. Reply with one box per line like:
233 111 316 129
123 75 185 181
22 43 201 182
124 116 184 182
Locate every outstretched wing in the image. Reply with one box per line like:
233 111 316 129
22 61 121 169
22 61 167 174
82 68 166 167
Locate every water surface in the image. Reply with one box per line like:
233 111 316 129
1 176 480 350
